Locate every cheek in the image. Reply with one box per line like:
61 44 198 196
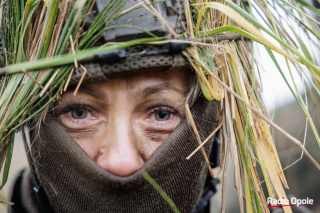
68 129 106 160
134 118 181 160
143 130 171 143
136 129 170 159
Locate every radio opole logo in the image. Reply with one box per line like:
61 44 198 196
267 197 314 208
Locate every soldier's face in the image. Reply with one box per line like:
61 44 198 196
55 69 189 176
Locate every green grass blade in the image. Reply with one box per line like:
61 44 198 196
292 31 314 64
37 0 60 59
0 134 14 190
265 47 307 114
1 37 165 74
142 171 180 213
278 0 320 26
295 0 320 18
223 0 320 75
276 1 320 42
55 5 76 54
0 73 24 120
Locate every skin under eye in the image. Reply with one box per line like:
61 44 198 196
140 106 183 142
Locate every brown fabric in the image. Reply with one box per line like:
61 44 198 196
31 97 218 213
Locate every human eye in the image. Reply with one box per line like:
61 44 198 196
56 103 99 130
149 106 179 122
67 104 94 119
142 105 184 132
154 110 171 121
140 105 183 141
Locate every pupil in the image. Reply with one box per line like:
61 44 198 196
158 111 167 119
76 109 84 117
155 111 170 121
71 108 87 119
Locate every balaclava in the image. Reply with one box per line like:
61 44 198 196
29 95 218 213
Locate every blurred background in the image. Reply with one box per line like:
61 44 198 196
0 133 28 212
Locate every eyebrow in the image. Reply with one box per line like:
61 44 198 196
76 82 187 100
134 82 187 100
77 87 105 99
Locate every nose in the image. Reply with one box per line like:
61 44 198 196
95 115 144 177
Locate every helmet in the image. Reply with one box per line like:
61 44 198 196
70 0 190 85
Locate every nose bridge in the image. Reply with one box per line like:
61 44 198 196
111 93 135 150
96 103 144 176
113 112 133 148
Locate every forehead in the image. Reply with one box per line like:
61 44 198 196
81 69 190 94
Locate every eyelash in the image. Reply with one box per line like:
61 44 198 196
58 103 96 116
57 103 181 123
147 106 179 117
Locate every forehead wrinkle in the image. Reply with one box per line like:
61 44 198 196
134 82 187 100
